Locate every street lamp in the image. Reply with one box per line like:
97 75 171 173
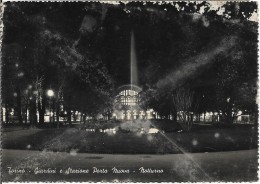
227 97 230 103
47 89 54 97
47 89 55 123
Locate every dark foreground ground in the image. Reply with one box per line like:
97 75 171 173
1 121 258 182
2 149 258 182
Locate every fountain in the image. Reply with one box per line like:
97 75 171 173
113 30 149 120
130 30 138 88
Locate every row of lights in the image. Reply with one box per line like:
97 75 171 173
13 89 55 98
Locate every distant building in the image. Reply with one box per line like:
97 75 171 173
112 84 155 120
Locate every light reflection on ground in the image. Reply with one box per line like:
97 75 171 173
86 127 160 135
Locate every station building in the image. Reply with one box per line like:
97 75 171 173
112 84 156 120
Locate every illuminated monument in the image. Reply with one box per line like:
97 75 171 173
113 31 154 120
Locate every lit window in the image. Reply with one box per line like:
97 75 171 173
115 89 140 106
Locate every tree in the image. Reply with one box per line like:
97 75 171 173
215 37 257 124
172 87 198 131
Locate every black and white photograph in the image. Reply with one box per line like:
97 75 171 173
0 1 259 182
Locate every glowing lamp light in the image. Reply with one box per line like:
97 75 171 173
227 97 230 102
47 89 54 97
17 72 24 77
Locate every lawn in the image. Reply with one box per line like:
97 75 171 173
2 120 258 154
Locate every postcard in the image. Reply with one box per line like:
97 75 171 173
1 1 258 182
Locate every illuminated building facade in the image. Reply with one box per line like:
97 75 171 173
112 84 155 120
